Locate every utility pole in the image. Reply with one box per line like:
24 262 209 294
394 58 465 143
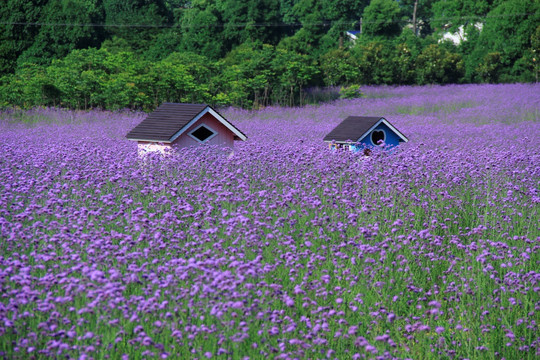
359 17 362 34
412 0 418 36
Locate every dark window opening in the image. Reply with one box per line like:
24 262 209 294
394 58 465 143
191 126 215 142
371 130 385 145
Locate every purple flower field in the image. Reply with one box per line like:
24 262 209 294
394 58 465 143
1 83 539 359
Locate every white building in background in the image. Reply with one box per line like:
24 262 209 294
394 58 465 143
439 23 483 45
346 30 361 43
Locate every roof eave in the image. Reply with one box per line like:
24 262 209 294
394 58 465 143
127 138 172 143
323 140 356 144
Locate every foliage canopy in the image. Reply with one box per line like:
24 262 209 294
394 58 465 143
0 0 538 109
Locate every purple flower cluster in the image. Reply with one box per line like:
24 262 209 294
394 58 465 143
0 84 539 359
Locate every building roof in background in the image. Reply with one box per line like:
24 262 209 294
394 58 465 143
126 103 247 142
346 30 361 40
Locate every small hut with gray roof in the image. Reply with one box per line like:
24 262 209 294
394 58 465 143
324 116 408 151
126 103 247 155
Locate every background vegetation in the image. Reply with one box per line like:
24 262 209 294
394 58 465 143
1 0 539 110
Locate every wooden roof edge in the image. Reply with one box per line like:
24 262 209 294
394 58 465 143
168 105 247 142
208 105 248 141
379 118 409 143
126 136 172 143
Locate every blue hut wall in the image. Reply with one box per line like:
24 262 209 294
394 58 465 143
357 122 401 149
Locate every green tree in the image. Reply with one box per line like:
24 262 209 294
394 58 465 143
100 51 151 109
318 24 350 55
271 48 319 106
400 0 436 37
322 0 369 22
164 52 215 86
319 49 359 86
179 6 225 59
16 0 105 67
217 0 282 48
476 52 503 83
215 64 252 108
392 28 423 84
0 64 50 108
143 29 183 61
0 0 48 75
431 0 492 32
145 57 211 106
455 23 481 82
362 0 402 37
163 0 190 13
511 25 540 83
277 0 326 55
470 0 539 82
100 36 134 54
279 0 298 24
530 25 540 83
416 43 464 84
351 39 396 84
45 48 109 109
220 42 276 108
103 0 171 53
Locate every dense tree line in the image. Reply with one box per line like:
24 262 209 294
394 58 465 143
0 0 538 110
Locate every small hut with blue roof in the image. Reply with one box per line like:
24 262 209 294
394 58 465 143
324 116 408 151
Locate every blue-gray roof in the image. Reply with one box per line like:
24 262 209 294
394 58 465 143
323 116 408 143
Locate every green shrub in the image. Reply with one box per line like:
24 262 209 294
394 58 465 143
339 84 362 99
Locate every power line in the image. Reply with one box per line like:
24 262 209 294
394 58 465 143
0 12 537 29
1 21 171 28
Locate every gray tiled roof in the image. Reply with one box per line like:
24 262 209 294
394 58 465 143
323 116 383 142
126 103 209 142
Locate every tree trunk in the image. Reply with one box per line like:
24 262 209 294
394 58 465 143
263 86 269 107
290 85 294 107
412 0 418 36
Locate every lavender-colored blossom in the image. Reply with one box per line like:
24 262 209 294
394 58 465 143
0 83 538 359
